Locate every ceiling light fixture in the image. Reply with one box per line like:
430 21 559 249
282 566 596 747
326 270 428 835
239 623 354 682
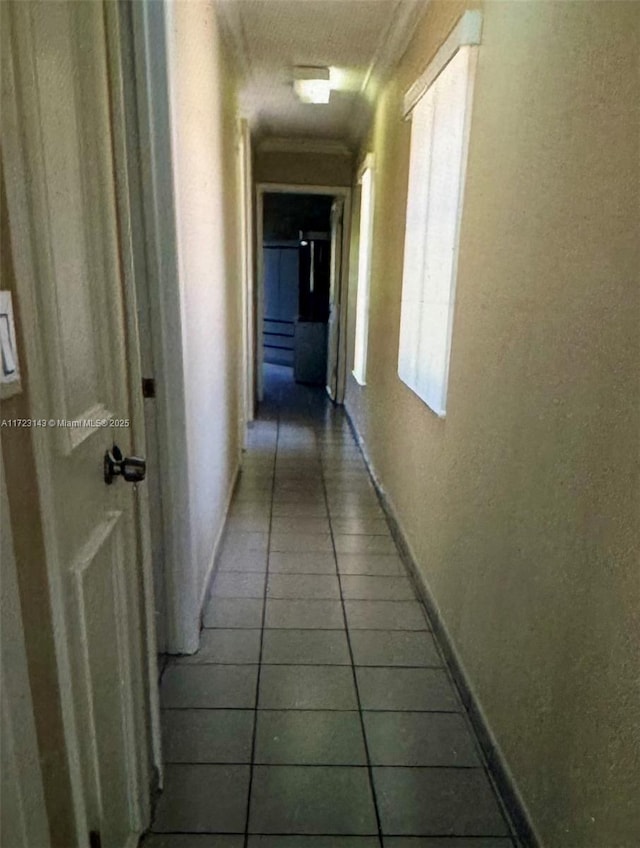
293 66 331 104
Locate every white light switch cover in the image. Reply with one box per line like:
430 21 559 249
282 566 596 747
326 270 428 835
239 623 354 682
0 291 22 399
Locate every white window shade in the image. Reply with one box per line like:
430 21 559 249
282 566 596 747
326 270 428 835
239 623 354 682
398 40 478 417
353 161 374 385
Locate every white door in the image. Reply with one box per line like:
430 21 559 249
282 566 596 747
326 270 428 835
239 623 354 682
2 3 158 847
326 198 344 399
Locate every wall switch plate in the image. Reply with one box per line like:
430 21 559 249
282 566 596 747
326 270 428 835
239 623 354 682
0 291 22 399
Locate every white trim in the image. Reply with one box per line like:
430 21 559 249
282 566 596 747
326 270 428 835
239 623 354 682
105 0 163 793
198 461 241 616
216 0 427 145
398 44 478 417
326 197 344 401
360 0 426 95
349 0 429 143
131 0 198 654
255 189 265 403
255 182 352 405
257 136 352 157
257 182 352 197
352 160 375 387
403 10 482 118
0 290 22 399
238 119 255 427
357 153 375 183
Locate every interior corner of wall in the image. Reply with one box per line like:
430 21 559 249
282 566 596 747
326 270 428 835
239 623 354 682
173 610 201 656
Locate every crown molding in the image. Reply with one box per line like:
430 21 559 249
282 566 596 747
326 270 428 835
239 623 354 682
403 9 482 117
369 0 431 93
216 0 429 149
257 136 353 157
347 0 431 145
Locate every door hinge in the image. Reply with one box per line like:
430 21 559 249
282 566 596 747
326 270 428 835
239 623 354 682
89 831 102 848
142 377 156 398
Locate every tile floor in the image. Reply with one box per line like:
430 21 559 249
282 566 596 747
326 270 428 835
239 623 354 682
145 365 516 848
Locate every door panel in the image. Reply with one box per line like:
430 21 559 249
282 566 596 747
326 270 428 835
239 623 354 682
29 2 124 457
71 511 139 848
31 5 102 424
2 2 154 845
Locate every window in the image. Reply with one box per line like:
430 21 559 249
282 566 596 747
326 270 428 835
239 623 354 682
398 11 481 416
353 156 375 385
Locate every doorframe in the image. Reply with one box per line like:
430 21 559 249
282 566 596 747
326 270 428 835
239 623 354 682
327 197 345 401
238 119 255 429
126 0 198 655
255 183 352 404
1 1 161 840
104 0 162 789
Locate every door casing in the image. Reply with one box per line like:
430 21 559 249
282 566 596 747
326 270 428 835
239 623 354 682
255 182 352 404
124 0 199 655
238 119 255 429
327 198 345 400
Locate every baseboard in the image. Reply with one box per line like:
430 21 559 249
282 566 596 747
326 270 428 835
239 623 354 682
344 407 541 848
198 457 242 627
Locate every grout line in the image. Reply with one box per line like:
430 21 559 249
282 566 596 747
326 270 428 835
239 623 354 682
162 761 483 769
243 391 280 848
241 434 280 848
160 706 462 714
151 830 514 840
202 625 431 632
218 595 417 602
315 419 385 848
211 595 430 604
167 661 445 669
160 707 464 715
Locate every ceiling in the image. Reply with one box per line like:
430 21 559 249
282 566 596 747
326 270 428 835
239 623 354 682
216 0 428 150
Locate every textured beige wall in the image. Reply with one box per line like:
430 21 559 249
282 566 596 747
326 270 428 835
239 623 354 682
255 149 353 187
166 0 243 609
345 2 640 846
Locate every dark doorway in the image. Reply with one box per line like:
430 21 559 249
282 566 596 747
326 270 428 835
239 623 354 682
262 192 332 385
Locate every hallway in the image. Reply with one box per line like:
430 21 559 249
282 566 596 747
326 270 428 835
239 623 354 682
2 1 638 844
148 365 515 845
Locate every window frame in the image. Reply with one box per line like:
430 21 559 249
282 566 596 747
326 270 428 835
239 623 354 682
397 11 482 417
352 154 375 386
